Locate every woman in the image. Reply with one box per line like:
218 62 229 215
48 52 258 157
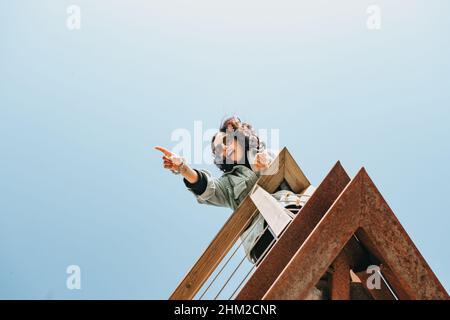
155 116 310 264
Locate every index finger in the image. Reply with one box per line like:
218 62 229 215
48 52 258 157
154 146 173 157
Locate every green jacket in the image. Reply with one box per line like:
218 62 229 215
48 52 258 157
187 165 260 211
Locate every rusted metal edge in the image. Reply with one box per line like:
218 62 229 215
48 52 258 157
358 169 449 300
262 168 365 299
236 161 350 299
263 167 449 300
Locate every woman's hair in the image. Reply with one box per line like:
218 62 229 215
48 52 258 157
211 115 266 172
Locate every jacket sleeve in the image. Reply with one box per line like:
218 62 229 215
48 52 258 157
183 169 208 195
184 169 232 209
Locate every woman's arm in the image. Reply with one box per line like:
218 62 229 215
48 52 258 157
155 146 232 207
178 163 199 184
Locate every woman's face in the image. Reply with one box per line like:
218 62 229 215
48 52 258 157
213 132 245 164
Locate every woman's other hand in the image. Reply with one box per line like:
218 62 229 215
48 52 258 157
253 151 271 172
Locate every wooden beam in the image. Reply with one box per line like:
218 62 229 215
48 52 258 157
256 147 286 193
283 148 310 193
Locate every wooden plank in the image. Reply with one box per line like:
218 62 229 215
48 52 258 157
283 148 310 193
256 147 286 193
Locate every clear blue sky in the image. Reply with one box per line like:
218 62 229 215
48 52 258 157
1 0 449 299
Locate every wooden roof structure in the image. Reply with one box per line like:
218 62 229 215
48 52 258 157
170 148 448 300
